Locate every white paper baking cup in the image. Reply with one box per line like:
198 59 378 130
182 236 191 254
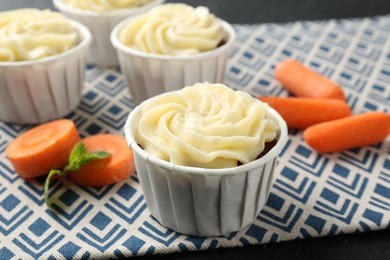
0 20 91 125
124 99 288 237
53 0 164 67
111 18 236 105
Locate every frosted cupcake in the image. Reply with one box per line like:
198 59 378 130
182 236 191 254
53 0 164 66
111 3 236 105
124 83 288 236
0 9 91 124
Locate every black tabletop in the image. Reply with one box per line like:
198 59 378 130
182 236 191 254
3 0 390 23
1 1 390 260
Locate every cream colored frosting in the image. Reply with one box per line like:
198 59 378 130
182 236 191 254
133 83 279 168
61 0 152 12
0 9 78 62
119 4 226 55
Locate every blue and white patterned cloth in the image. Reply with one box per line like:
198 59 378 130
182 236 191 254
1 15 390 259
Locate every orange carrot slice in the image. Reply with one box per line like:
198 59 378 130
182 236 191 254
275 59 346 100
6 119 80 178
259 96 352 129
68 134 135 187
303 112 390 153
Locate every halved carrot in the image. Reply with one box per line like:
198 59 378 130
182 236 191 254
68 134 135 187
275 59 346 100
258 96 352 129
6 119 80 178
303 112 390 153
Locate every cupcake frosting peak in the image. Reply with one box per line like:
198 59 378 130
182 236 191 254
133 83 279 168
61 0 152 12
119 4 226 55
0 9 78 62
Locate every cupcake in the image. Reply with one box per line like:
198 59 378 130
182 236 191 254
124 83 288 237
0 9 91 124
53 0 164 66
111 3 236 105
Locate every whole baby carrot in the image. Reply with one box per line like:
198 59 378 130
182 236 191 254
259 96 351 128
275 59 345 100
303 112 390 153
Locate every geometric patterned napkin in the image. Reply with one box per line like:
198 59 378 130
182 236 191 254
1 15 390 259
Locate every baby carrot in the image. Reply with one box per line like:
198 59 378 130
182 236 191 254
68 134 135 187
6 119 80 178
303 112 390 153
258 96 352 129
275 59 346 100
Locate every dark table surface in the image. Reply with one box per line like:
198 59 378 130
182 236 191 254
3 0 390 23
1 1 390 259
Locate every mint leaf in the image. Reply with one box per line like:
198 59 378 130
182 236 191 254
69 142 88 163
45 141 111 207
66 142 88 171
78 151 111 167
90 151 111 159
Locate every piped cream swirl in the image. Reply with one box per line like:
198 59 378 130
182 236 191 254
119 4 226 55
133 83 279 168
0 9 78 62
61 0 152 12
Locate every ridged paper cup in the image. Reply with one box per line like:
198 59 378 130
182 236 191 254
0 20 91 125
53 0 164 67
124 96 288 237
111 18 236 105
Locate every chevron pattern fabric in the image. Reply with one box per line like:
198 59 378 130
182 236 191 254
1 16 390 259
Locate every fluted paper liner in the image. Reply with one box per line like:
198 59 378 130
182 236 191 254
124 103 288 237
0 20 91 124
111 19 236 105
54 0 164 67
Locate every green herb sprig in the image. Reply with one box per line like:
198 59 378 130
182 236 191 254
44 142 111 207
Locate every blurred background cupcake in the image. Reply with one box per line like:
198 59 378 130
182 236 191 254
0 9 91 124
124 83 288 236
111 3 236 105
53 0 164 67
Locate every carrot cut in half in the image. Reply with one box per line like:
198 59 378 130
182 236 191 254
275 59 346 100
68 134 135 187
6 119 80 178
303 112 390 153
258 96 352 129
